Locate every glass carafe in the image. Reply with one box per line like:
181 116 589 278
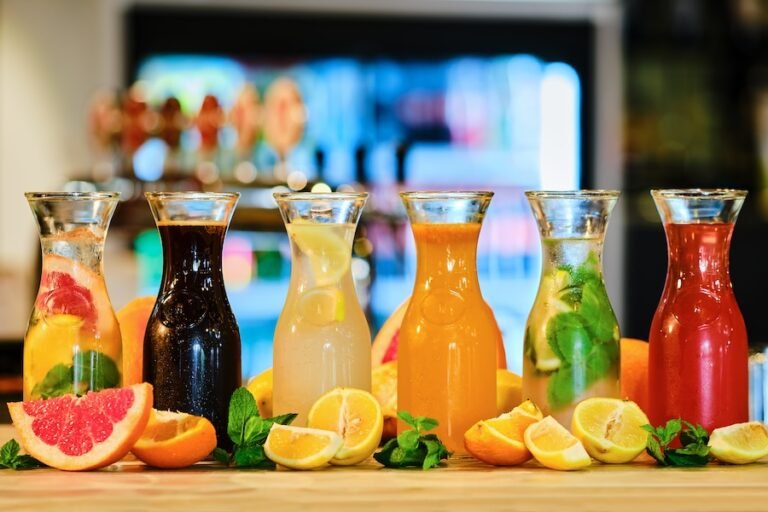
523 190 620 427
273 192 370 425
144 192 241 449
24 192 122 400
398 191 503 453
649 189 748 432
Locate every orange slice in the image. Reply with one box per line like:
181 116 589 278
307 387 383 465
524 416 591 470
8 383 153 471
264 424 343 470
464 399 543 466
131 410 217 468
709 422 768 464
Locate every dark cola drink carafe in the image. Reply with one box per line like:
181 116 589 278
144 192 241 449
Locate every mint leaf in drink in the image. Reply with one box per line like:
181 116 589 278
0 440 44 470
547 366 576 409
579 280 618 342
227 387 258 446
218 387 298 468
32 364 72 399
73 350 120 393
546 313 592 364
374 412 450 469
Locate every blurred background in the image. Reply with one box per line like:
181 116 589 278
2 0 768 407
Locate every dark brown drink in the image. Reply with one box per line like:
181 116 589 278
144 221 241 449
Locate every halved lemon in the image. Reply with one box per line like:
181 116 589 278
464 399 543 466
709 422 768 464
287 222 350 286
264 424 343 470
131 409 217 469
571 398 649 463
524 416 591 470
307 387 383 465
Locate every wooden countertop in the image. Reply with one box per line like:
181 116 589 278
2 424 768 511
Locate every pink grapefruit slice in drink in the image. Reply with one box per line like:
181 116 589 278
8 383 153 471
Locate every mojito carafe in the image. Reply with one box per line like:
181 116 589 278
24 192 122 400
523 190 620 427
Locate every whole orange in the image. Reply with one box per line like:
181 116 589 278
620 338 649 413
117 296 156 385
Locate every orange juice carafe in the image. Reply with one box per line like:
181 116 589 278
23 192 122 400
398 191 504 453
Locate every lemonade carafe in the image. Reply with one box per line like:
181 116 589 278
398 191 503 453
24 192 122 400
273 192 370 424
523 190 620 427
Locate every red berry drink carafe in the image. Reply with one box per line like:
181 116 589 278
649 189 748 432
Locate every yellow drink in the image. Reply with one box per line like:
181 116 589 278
398 222 501 453
273 220 371 424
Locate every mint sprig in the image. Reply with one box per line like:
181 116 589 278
32 350 120 399
373 411 450 470
214 387 297 469
642 419 710 467
0 439 44 470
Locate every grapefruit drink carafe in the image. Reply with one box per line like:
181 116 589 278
144 192 241 449
523 191 621 428
398 191 503 453
272 192 371 425
649 189 748 432
24 192 122 400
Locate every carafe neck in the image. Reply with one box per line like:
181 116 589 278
159 223 227 290
664 222 733 282
412 223 481 288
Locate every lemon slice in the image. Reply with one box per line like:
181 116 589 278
307 387 383 465
571 398 649 463
524 416 591 470
264 424 343 470
527 270 571 372
287 222 351 286
709 422 768 464
298 287 346 326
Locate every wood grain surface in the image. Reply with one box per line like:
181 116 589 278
1 425 767 511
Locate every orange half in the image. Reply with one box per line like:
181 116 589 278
131 410 217 469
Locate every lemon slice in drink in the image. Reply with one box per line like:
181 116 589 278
287 222 350 286
298 287 346 326
527 270 571 372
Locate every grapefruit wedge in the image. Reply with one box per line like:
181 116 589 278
8 383 153 471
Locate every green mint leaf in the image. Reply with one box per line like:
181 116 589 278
546 313 592 365
397 411 418 430
373 439 400 467
374 430 449 469
665 450 709 467
232 445 274 469
415 417 439 433
73 350 120 393
680 421 709 446
547 366 576 410
0 440 43 470
212 447 230 465
0 439 20 464
227 387 258 446
645 435 666 465
579 281 618 343
660 419 682 446
640 424 655 434
32 364 72 399
397 430 420 451
268 413 298 426
421 438 450 470
243 416 268 446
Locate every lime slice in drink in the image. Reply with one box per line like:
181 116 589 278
528 270 572 372
287 222 351 286
298 287 346 326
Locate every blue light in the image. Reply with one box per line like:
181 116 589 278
132 138 167 181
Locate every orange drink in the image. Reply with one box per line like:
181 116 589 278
398 192 502 453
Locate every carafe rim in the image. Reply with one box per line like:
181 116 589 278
525 189 619 200
400 190 493 200
145 191 240 201
273 191 368 201
25 191 120 201
651 188 747 200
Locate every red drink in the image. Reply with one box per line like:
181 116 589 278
648 221 748 431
